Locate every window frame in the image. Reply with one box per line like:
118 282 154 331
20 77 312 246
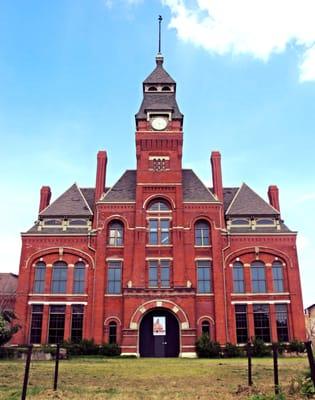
109 321 117 344
251 261 266 293
73 262 86 294
51 261 68 294
107 261 122 294
148 259 171 288
194 221 210 247
272 261 284 292
275 304 289 342
253 304 271 343
71 304 84 342
148 218 171 245
201 320 211 337
196 260 212 293
235 304 248 344
48 305 66 344
108 221 124 247
33 262 46 294
30 304 43 344
233 262 245 293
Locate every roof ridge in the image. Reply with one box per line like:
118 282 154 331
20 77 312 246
225 183 243 214
76 183 93 215
188 169 219 202
39 183 77 216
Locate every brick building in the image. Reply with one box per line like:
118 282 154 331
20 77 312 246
13 53 305 356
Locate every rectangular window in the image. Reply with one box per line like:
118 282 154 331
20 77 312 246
251 265 266 293
33 265 46 293
235 304 248 343
73 264 85 294
233 265 245 293
148 219 171 245
253 304 271 342
51 266 67 293
107 261 122 294
197 260 212 293
276 304 289 342
48 305 66 344
272 265 284 292
71 305 84 342
30 305 43 344
148 260 170 288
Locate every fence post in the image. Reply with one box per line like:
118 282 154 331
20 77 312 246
21 345 33 400
304 341 315 387
272 343 279 395
53 343 60 391
247 341 253 386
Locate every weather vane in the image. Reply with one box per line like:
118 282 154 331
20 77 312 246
158 15 163 54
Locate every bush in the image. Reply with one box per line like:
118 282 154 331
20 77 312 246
288 340 305 354
196 334 221 358
98 343 121 357
252 338 271 357
224 342 243 358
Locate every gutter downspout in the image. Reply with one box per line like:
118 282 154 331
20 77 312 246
222 231 231 343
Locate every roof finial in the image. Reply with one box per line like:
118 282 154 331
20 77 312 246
156 15 164 65
158 15 162 54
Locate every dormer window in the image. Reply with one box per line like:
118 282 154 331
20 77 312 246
148 86 158 91
162 86 171 91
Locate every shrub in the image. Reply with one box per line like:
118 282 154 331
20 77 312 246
288 340 305 354
98 343 121 357
252 338 271 357
196 334 221 358
224 342 243 358
62 339 99 356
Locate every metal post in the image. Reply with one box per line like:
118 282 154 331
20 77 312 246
272 343 279 395
305 341 315 387
21 345 33 400
247 341 253 386
53 343 60 391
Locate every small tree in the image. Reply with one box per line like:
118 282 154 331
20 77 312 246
0 311 20 346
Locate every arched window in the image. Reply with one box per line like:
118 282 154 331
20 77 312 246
147 199 171 245
33 262 46 293
108 220 124 246
272 261 284 292
201 320 210 337
251 261 266 293
148 86 158 91
73 262 85 294
233 262 245 293
195 220 210 246
109 321 117 344
51 261 68 293
162 86 171 91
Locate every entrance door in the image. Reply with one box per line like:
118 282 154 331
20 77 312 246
139 309 180 357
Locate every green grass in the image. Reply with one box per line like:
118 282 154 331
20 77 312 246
0 357 311 399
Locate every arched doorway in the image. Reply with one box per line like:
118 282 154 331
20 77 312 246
139 308 180 357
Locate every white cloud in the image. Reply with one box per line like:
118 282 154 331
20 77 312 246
162 0 315 81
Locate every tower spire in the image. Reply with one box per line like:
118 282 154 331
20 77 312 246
158 15 162 54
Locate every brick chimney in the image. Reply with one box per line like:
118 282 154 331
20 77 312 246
268 185 280 213
95 150 107 202
39 186 51 213
211 151 223 202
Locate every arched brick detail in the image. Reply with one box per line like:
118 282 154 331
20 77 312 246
225 246 292 268
129 299 189 329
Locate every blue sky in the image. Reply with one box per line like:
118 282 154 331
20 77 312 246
0 0 314 306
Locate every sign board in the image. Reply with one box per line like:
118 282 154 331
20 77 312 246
153 316 166 336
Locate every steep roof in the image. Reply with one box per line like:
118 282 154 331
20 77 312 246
226 183 280 216
0 273 18 294
101 171 137 203
40 183 93 217
183 170 218 202
143 59 176 84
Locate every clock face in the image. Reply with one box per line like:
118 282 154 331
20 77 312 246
151 116 168 131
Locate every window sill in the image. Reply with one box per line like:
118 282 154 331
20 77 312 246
146 245 173 247
29 293 88 297
196 293 214 296
194 245 212 248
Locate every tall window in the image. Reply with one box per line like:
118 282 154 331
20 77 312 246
108 221 124 246
276 304 289 342
195 221 210 246
272 261 284 292
235 305 248 343
251 261 266 293
48 305 66 344
148 219 170 245
33 262 46 293
107 261 122 294
51 261 68 294
30 305 43 344
233 262 245 293
71 305 84 342
73 262 85 294
109 322 117 344
148 260 170 288
201 320 210 337
197 260 212 293
253 304 271 342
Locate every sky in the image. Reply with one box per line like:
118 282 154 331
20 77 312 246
0 0 314 306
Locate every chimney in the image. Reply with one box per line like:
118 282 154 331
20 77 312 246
268 185 280 213
95 150 107 202
39 186 51 213
211 151 223 202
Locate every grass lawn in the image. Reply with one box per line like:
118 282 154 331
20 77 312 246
0 356 311 400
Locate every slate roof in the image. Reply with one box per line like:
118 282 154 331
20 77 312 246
39 183 93 217
136 93 183 120
0 273 18 294
228 223 291 234
101 170 137 203
226 183 280 216
143 58 176 84
183 170 218 202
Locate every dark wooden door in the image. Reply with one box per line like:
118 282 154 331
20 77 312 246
139 309 179 357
